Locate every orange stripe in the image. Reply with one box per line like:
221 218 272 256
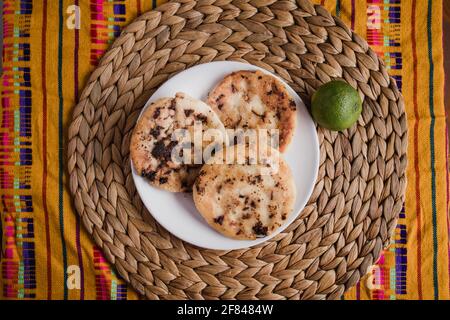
73 0 85 299
411 0 423 300
446 122 450 295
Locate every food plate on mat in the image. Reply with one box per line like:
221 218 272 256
131 61 320 250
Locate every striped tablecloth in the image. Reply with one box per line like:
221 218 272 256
0 0 448 300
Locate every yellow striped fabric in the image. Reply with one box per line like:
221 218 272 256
0 0 448 300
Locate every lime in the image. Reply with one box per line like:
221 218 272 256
311 80 362 131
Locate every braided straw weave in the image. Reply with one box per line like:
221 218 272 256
67 0 407 299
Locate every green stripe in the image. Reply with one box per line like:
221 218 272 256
336 0 341 17
426 0 438 299
58 0 68 299
152 0 157 9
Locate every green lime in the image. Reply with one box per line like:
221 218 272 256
311 80 362 131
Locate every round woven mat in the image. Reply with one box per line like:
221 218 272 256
68 0 407 299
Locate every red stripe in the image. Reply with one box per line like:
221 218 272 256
137 0 142 15
411 0 423 300
41 0 52 300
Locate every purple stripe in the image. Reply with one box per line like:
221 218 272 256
356 281 360 300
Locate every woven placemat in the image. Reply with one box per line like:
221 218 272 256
67 0 407 299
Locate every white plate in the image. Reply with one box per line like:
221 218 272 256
131 61 319 250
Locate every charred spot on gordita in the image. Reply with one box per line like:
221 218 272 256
252 221 268 236
214 215 224 225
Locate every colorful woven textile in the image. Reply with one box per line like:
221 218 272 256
0 0 448 300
